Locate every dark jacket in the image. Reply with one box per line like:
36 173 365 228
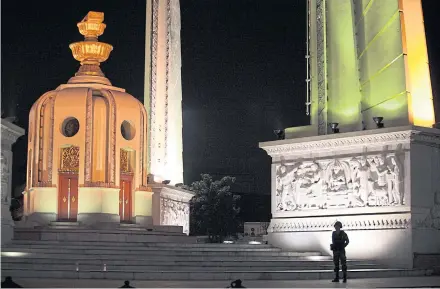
332 230 349 251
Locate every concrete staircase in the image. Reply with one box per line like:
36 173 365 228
0 226 433 280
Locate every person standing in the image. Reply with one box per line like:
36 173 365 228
330 221 349 283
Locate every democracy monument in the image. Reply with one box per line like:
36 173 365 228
1 0 439 283
260 0 440 269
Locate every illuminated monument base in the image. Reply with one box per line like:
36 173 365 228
260 126 440 268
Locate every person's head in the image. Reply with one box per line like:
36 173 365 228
124 281 130 286
4 276 12 282
334 221 342 231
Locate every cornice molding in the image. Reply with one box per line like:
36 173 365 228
269 213 411 232
1 119 25 144
260 128 440 157
160 185 194 203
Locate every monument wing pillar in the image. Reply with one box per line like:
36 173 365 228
1 118 25 244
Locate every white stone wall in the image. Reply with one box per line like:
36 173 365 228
260 125 440 268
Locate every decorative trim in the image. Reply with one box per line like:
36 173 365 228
103 90 117 184
161 186 194 203
262 130 414 157
269 213 411 232
164 0 171 168
139 103 144 186
150 0 159 172
316 0 327 135
47 97 55 183
84 91 93 183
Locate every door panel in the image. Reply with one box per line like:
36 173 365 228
58 173 78 222
119 175 133 222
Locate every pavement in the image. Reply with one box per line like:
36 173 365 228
7 276 440 288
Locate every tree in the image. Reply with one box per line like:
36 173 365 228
186 174 241 242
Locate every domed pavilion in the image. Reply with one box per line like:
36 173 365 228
22 11 193 231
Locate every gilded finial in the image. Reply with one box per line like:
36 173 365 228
69 11 113 78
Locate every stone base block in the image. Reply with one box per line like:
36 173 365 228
133 215 153 227
77 213 120 229
16 212 57 228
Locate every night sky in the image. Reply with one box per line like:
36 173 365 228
2 1 440 211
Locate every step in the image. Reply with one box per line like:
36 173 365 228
1 248 313 257
13 229 195 243
1 263 383 271
8 240 275 249
1 268 432 280
3 243 282 252
1 258 377 268
0 252 324 262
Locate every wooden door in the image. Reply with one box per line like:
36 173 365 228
58 173 79 221
119 174 133 223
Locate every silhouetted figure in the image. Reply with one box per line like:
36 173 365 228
1 277 22 288
119 280 134 288
330 221 349 283
227 279 246 288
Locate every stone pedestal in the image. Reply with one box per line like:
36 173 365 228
1 118 25 244
260 125 440 268
150 184 194 235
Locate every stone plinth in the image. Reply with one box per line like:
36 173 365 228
260 125 440 268
1 118 25 244
151 184 194 235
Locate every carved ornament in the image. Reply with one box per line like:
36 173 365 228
160 197 190 234
269 213 411 233
262 130 414 157
60 146 80 172
160 186 195 203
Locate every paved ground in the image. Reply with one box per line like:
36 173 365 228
8 276 440 288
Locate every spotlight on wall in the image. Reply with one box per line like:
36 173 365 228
162 180 171 185
273 129 285 140
373 117 384 128
329 123 339 133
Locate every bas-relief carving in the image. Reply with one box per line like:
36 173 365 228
275 153 404 212
1 152 10 203
160 197 189 234
417 191 440 230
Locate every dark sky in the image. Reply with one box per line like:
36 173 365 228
2 0 440 196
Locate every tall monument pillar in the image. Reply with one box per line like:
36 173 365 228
144 0 184 185
260 0 440 269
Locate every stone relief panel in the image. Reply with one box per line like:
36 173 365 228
160 197 189 234
275 153 405 212
416 191 440 230
1 152 10 203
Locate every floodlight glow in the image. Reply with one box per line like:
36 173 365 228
1 252 29 257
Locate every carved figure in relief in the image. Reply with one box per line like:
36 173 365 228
367 157 389 206
386 156 402 205
274 153 405 212
277 164 300 211
298 162 325 209
1 152 9 203
422 191 440 230
325 160 350 192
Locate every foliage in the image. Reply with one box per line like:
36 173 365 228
184 174 241 242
